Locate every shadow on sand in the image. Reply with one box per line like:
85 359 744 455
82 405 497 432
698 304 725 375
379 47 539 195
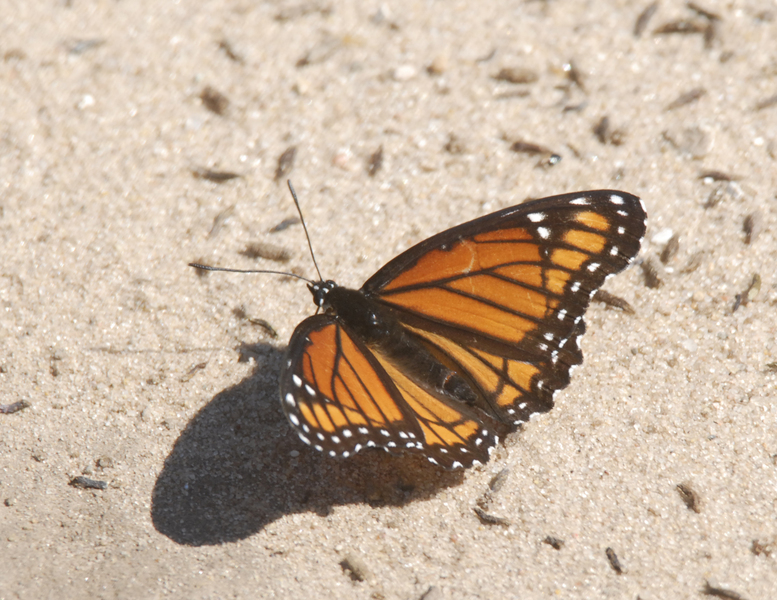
151 342 466 546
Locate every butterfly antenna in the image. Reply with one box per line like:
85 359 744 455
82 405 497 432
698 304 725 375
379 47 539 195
287 180 324 282
188 263 314 284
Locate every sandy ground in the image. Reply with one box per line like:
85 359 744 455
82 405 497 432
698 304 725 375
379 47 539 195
1 1 776 599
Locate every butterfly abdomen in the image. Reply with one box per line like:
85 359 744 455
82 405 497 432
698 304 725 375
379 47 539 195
325 286 481 406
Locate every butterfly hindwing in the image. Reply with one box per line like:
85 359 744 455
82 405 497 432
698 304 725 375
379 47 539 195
362 190 647 426
366 350 497 468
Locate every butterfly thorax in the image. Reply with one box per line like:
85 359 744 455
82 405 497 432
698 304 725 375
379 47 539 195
309 282 400 347
313 282 485 413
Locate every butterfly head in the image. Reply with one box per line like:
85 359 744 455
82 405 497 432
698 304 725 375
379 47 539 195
308 280 338 310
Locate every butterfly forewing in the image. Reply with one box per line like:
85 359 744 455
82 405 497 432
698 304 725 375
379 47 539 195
281 314 497 468
362 190 647 427
280 315 425 458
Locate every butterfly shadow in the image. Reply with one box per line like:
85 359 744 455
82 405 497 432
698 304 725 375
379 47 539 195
150 341 467 546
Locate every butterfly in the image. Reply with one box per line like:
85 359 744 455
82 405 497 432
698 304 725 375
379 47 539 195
193 187 647 469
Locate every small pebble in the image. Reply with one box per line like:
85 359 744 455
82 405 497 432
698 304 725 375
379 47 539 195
393 65 417 81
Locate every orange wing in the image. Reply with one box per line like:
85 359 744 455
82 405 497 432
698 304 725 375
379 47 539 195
280 314 498 468
362 190 647 426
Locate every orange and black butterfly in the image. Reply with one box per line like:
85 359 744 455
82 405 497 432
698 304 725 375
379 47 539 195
193 187 646 469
